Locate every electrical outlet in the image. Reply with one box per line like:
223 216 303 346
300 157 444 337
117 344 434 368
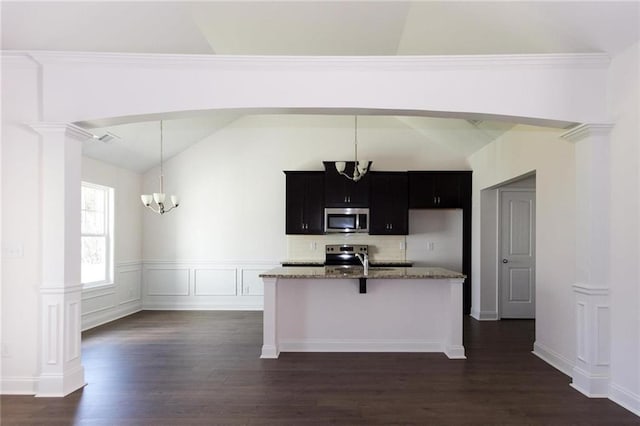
427 241 435 251
310 241 317 251
2 245 23 259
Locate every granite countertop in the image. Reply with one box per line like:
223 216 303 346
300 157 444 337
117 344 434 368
260 266 465 280
281 260 414 266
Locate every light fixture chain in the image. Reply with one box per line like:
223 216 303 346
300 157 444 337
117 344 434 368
160 120 164 193
354 115 358 163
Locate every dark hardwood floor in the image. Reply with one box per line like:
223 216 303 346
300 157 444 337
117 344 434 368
2 311 638 425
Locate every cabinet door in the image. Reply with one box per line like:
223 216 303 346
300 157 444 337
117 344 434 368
303 173 325 233
285 172 324 234
409 172 468 208
435 173 462 208
324 162 370 207
370 172 408 235
408 172 437 208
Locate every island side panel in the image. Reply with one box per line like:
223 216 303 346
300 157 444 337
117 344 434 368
260 277 279 359
273 278 452 353
444 278 466 359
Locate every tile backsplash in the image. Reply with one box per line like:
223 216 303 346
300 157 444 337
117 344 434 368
286 234 406 262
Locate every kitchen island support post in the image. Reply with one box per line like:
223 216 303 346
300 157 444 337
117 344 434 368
260 278 279 359
445 279 465 358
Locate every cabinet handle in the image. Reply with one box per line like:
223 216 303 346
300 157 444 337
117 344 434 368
438 196 441 204
390 223 393 230
434 196 437 205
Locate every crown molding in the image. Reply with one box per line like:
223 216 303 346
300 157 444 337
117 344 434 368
561 123 614 143
4 50 610 71
28 122 94 141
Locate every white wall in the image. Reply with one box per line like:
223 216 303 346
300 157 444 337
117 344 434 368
141 114 470 308
468 125 577 372
1 56 41 394
80 157 143 330
607 42 640 414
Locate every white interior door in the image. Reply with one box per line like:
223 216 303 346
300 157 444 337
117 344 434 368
500 190 536 319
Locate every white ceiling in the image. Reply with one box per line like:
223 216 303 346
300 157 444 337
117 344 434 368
3 1 638 55
3 1 639 172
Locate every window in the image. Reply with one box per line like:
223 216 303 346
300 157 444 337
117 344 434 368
81 182 114 287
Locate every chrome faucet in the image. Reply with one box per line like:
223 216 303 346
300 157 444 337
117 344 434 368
355 253 369 275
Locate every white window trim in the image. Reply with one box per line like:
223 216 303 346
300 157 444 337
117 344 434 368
81 181 114 289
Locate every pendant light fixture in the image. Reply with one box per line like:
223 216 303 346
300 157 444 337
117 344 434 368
140 120 179 214
335 116 370 182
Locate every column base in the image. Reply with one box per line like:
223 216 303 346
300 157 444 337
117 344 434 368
260 345 280 359
571 366 610 398
36 365 86 397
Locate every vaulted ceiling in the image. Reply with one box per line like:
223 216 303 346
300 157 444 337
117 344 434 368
3 1 639 172
4 1 638 56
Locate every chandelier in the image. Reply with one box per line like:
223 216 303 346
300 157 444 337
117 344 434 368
140 120 179 214
335 116 370 182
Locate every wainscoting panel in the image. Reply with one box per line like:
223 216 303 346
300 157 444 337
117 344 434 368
241 269 266 296
117 267 142 304
146 268 190 296
194 269 237 296
142 261 277 310
81 261 143 331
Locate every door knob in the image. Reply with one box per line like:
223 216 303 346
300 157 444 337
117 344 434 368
502 259 508 263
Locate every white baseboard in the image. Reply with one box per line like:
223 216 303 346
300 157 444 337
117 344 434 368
610 383 640 417
532 341 574 377
82 303 142 331
444 345 467 359
279 339 443 353
470 308 498 321
143 303 263 311
1 376 37 395
260 345 279 359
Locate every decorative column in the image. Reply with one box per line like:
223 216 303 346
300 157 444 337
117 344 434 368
29 123 92 397
562 123 614 398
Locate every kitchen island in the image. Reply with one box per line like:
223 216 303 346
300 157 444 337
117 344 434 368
259 266 466 360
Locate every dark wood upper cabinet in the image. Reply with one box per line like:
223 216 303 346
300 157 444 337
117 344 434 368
284 171 325 235
408 171 471 209
369 172 408 235
323 161 370 207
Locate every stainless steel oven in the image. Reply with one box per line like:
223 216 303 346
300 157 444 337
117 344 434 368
324 208 369 234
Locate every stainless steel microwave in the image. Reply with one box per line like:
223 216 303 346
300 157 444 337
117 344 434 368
324 208 369 234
